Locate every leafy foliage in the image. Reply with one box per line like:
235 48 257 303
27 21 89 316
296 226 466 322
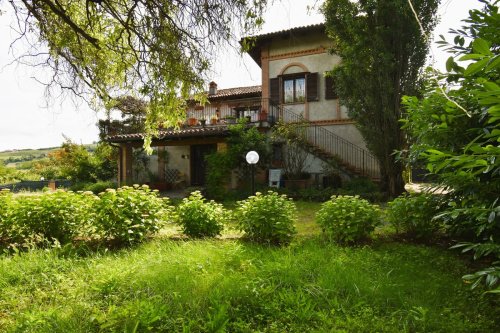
6 0 267 151
402 0 500 292
34 140 116 183
0 160 21 184
386 193 443 240
316 195 381 243
322 0 440 196
0 189 16 243
2 190 95 246
176 191 226 238
95 185 171 244
235 191 297 245
205 120 270 199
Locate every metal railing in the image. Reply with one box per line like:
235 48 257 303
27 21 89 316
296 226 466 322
267 101 380 180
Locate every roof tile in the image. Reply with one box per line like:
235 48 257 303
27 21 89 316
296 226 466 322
107 125 230 142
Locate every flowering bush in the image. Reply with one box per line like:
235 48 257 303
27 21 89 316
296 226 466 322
235 191 297 246
7 190 95 245
316 195 381 243
94 185 171 244
176 191 226 238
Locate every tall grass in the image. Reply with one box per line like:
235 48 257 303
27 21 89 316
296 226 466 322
1 237 498 332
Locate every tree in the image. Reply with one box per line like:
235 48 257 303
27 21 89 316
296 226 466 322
35 139 116 182
4 0 267 151
403 0 500 292
322 0 440 196
97 95 148 141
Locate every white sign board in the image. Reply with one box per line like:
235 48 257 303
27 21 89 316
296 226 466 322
269 169 282 188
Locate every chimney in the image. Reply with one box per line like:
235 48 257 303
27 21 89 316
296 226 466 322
208 81 217 95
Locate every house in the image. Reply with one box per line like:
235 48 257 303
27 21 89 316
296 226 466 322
107 23 380 189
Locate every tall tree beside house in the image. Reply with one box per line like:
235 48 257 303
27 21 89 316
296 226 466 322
322 0 440 196
4 0 267 152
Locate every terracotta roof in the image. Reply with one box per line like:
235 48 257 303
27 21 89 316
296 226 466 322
107 125 230 143
242 23 326 67
208 85 261 99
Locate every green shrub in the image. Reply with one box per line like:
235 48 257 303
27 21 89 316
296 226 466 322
316 195 381 243
71 180 117 193
386 193 442 240
176 191 226 238
235 191 297 246
343 177 379 193
95 185 170 244
6 190 95 245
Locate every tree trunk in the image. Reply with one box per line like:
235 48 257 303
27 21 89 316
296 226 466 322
380 160 405 198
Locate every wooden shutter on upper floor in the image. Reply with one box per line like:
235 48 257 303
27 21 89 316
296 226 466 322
306 72 319 102
270 77 280 104
325 75 338 100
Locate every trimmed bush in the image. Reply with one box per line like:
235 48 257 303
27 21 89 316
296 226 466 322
176 191 226 238
386 193 442 240
316 195 381 243
95 185 171 244
235 191 297 246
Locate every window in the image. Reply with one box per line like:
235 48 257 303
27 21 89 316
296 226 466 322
270 72 318 105
283 77 306 103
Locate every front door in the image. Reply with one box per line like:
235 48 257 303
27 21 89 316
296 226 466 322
190 144 217 186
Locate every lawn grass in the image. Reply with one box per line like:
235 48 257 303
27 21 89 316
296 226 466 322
0 201 498 332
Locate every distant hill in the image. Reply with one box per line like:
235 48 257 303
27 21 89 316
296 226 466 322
0 144 97 167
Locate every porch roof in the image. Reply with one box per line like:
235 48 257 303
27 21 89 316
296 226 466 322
207 85 261 100
107 125 230 143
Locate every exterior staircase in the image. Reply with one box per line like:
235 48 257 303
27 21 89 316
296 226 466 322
267 103 380 181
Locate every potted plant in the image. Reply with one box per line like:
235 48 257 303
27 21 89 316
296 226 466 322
188 117 198 126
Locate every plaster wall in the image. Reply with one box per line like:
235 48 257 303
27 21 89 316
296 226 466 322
268 48 345 122
165 146 191 184
322 124 367 151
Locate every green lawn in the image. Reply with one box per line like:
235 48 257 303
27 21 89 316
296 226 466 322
0 201 498 332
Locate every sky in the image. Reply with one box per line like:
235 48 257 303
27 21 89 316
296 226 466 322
0 0 485 152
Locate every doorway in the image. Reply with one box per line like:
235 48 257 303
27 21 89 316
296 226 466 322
190 144 217 186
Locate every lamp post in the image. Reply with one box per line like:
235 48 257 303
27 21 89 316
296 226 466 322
245 151 259 196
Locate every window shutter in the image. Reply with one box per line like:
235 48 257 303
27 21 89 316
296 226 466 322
306 72 319 102
270 77 280 104
325 75 338 100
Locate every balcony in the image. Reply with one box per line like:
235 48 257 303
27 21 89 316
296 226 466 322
185 101 267 127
